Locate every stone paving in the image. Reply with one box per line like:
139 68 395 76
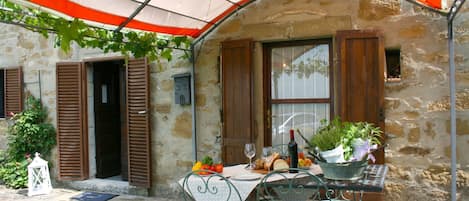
0 185 178 201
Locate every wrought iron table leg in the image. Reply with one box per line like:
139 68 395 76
332 190 364 201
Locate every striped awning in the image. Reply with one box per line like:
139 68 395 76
14 0 453 38
417 0 447 9
20 0 254 38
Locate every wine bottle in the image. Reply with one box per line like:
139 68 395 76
288 129 298 173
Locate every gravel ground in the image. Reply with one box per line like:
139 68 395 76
0 185 179 201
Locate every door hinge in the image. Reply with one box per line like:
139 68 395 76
220 109 223 123
379 108 385 121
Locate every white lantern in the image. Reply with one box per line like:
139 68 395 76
28 152 52 196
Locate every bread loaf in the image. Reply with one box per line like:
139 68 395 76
264 152 280 170
254 158 265 170
273 159 289 170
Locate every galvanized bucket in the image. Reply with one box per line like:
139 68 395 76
317 160 368 180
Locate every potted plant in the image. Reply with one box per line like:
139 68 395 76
308 117 382 180
309 118 346 163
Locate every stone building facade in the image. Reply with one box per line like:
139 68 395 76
0 0 468 200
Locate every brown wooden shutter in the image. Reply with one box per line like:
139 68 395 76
221 39 254 165
56 62 88 180
336 30 385 201
127 58 151 188
4 68 23 117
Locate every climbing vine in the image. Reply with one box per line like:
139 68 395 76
0 0 192 61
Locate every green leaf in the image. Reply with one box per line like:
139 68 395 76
0 0 192 62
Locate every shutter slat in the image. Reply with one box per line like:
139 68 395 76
56 62 88 180
127 58 151 188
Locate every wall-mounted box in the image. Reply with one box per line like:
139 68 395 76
173 73 191 105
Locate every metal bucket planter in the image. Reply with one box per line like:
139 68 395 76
320 145 345 163
317 160 367 180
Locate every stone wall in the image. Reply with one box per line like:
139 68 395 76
0 24 65 155
193 0 469 200
0 23 194 196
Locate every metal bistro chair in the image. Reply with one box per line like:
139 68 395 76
256 168 331 201
182 169 242 201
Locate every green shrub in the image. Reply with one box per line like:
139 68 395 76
0 95 56 189
0 159 29 189
7 96 56 161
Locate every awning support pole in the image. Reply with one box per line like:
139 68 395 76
448 17 457 201
190 43 197 161
447 1 466 201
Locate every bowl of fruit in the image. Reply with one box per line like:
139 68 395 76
298 152 313 169
191 156 223 175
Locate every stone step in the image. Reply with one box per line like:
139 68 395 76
60 178 148 196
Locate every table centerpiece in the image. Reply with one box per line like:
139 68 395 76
307 117 383 180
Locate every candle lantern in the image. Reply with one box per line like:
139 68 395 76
27 152 52 196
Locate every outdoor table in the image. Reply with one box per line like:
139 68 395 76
321 164 388 200
178 164 388 201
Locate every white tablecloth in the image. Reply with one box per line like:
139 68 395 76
178 164 322 201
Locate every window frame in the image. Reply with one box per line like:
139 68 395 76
263 39 334 146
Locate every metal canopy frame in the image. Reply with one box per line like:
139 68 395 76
190 0 257 161
115 0 151 32
119 0 247 34
129 0 213 25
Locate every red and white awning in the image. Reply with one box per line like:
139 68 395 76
417 0 447 9
13 0 454 38
20 0 253 38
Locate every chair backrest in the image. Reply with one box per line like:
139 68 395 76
181 169 242 201
256 168 330 201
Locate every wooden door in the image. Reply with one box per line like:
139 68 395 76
119 66 129 181
127 58 151 188
221 39 254 165
336 30 385 201
94 62 121 178
56 62 88 180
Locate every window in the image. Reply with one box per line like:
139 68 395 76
385 49 401 82
264 39 333 148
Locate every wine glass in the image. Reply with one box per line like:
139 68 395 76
262 146 272 159
244 143 256 169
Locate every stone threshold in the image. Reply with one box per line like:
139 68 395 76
59 178 149 197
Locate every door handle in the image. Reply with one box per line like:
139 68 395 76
138 110 147 114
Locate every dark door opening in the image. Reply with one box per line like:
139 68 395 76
93 60 128 180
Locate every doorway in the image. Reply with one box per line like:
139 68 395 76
91 60 128 180
56 58 151 186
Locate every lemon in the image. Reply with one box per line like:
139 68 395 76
298 159 305 167
192 161 202 171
